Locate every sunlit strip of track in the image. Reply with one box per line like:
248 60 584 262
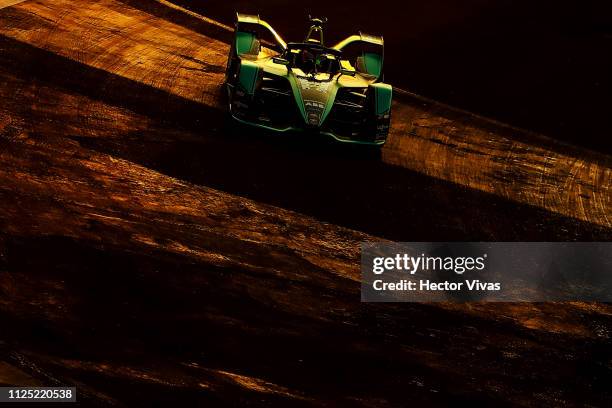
0 0 609 228
0 0 28 9
386 91 611 228
152 0 232 31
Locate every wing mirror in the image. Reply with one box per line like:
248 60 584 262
272 57 290 66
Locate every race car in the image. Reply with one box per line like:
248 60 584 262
225 14 392 145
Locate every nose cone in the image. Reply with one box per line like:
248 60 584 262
296 77 331 128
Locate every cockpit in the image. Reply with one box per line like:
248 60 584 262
281 43 341 76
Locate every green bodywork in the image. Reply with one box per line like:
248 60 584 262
228 14 392 145
371 83 393 115
238 60 260 95
235 31 259 56
362 52 383 78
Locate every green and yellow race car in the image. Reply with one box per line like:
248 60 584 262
225 14 392 145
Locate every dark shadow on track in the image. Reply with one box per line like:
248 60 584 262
0 235 489 407
79 119 612 242
2 235 610 407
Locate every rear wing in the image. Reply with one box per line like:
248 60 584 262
332 32 384 79
236 13 287 52
332 32 384 50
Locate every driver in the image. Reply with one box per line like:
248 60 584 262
300 49 315 73
317 54 333 73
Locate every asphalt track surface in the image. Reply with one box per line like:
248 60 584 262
0 0 611 406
